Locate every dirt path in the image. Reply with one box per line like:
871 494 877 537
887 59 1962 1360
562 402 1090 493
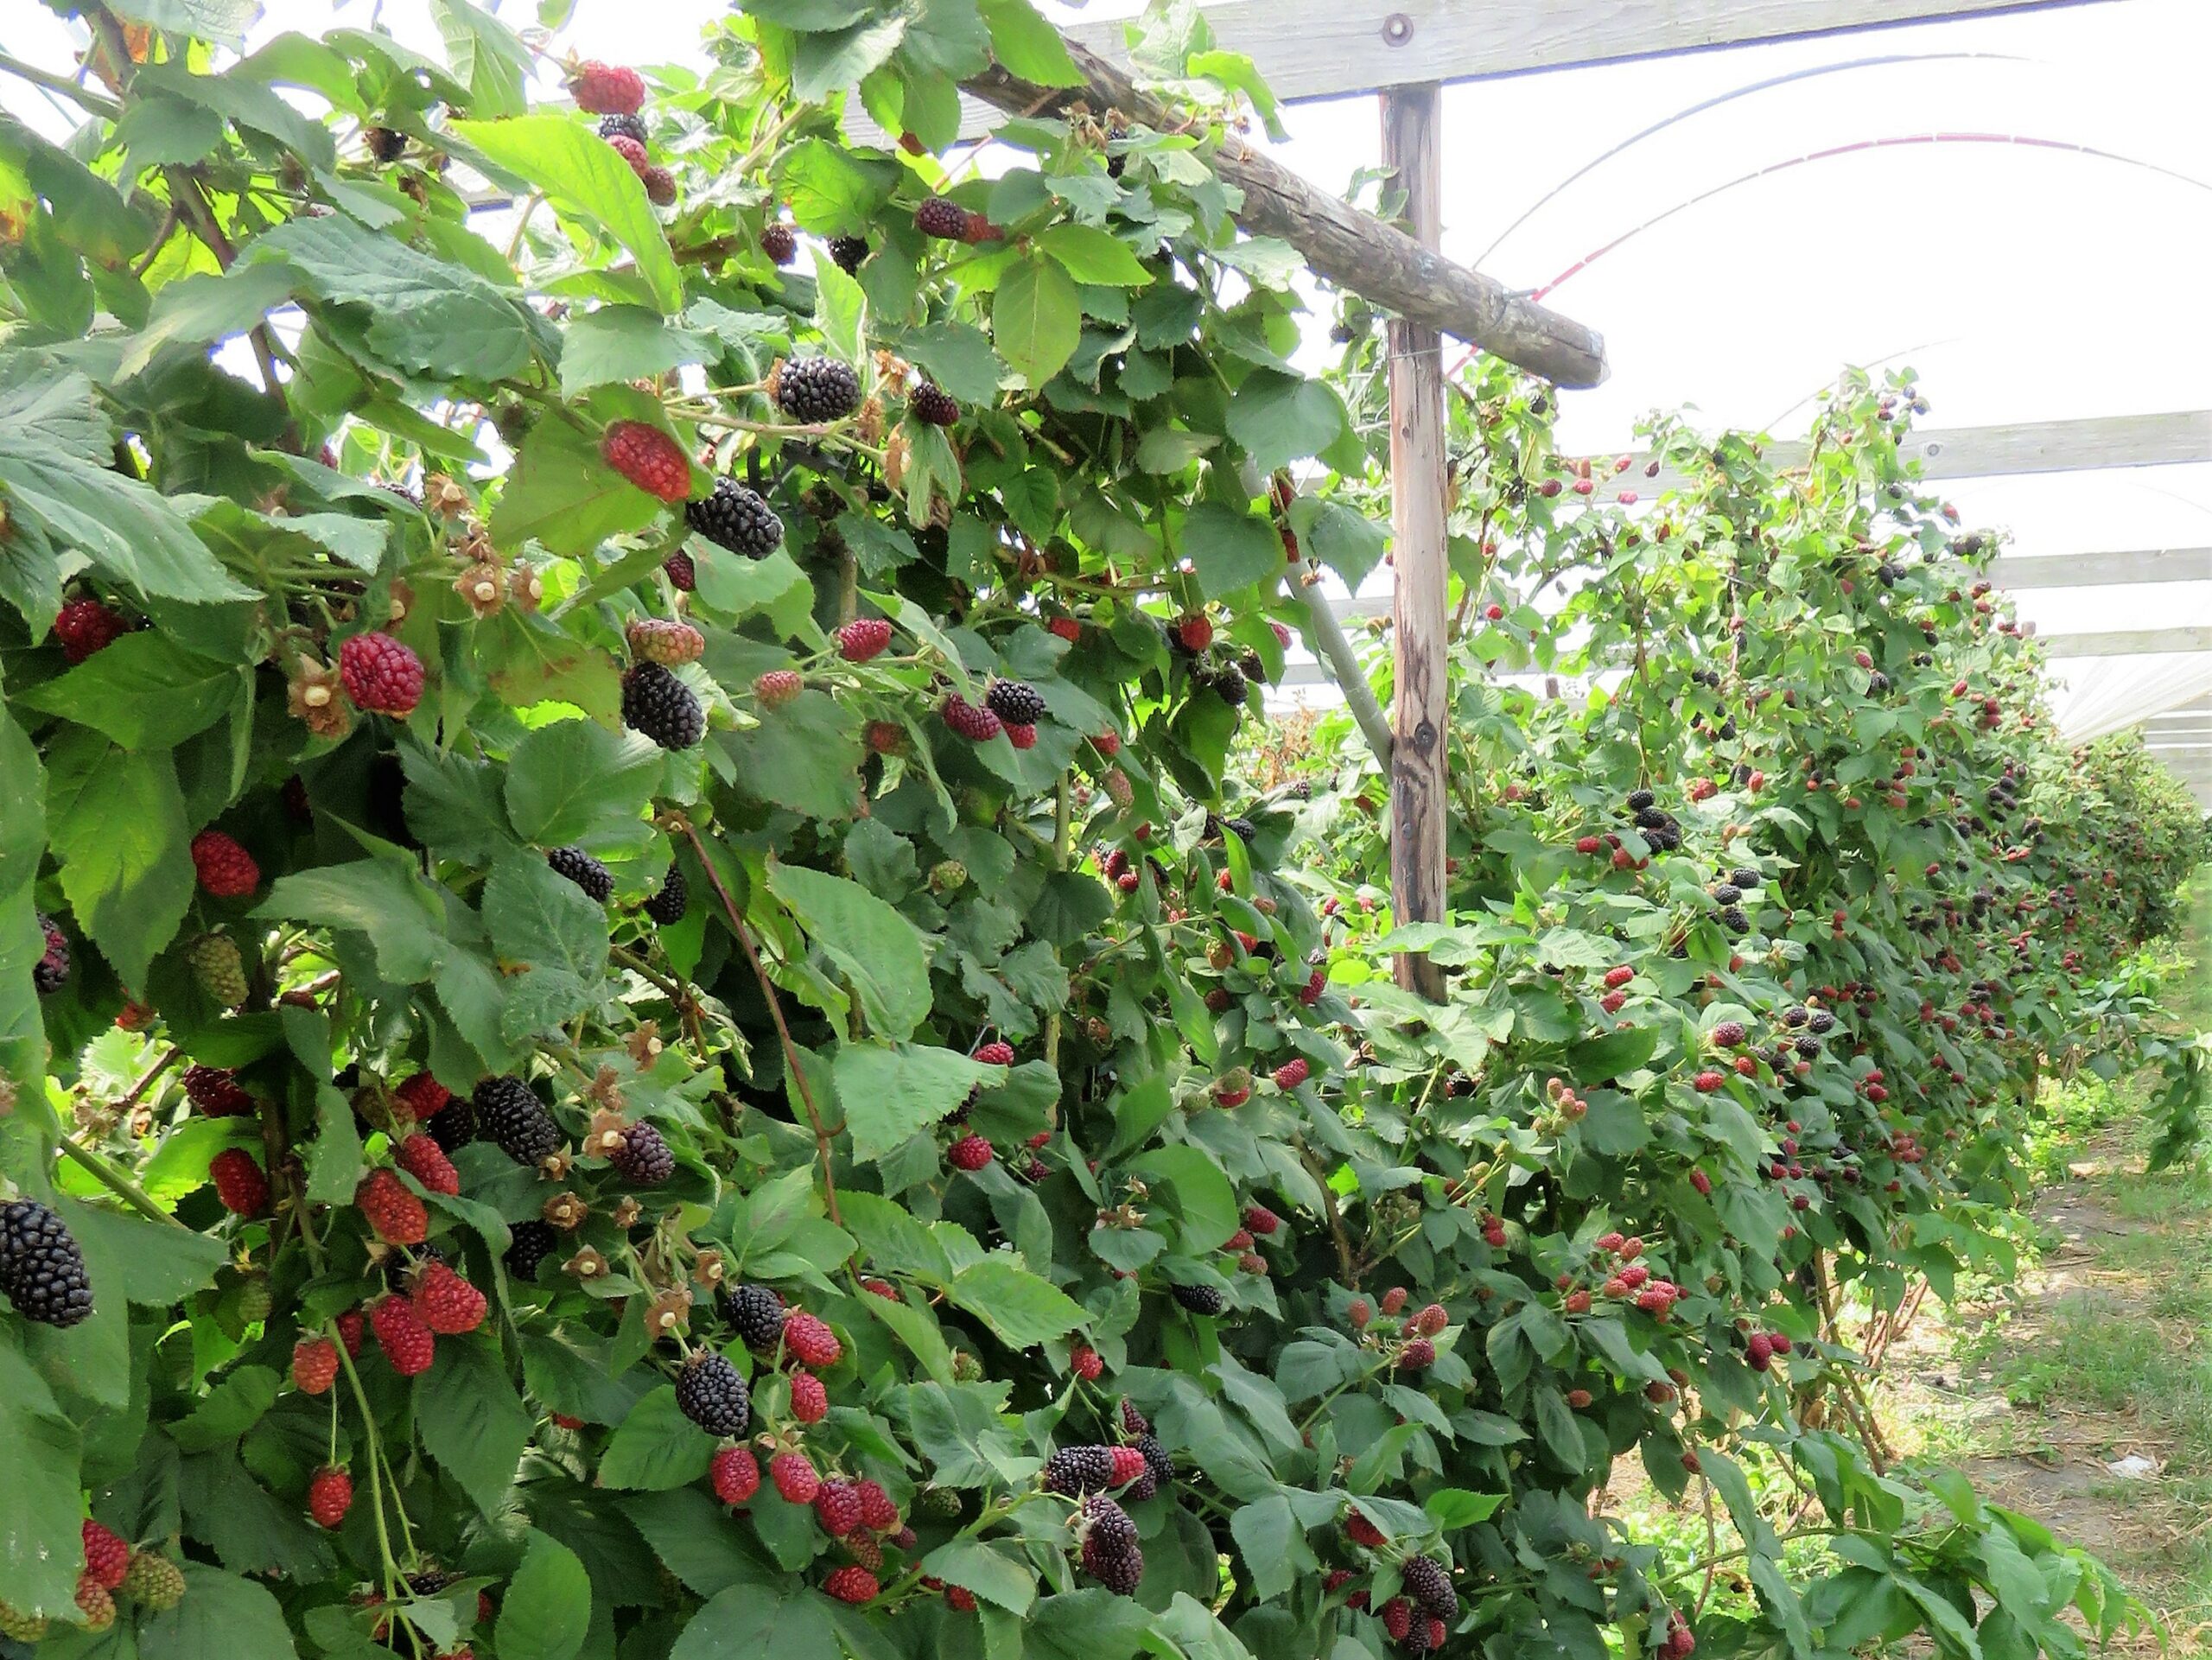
1875 1130 2212 1650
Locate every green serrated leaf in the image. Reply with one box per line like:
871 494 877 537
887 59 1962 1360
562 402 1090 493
990 256 1081 388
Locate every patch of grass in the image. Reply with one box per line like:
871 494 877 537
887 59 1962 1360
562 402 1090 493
1869 866 2212 1644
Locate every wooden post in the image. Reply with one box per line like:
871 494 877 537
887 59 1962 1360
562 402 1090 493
1383 84 1447 1002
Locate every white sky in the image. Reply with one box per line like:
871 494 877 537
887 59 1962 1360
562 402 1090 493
4 0 2208 779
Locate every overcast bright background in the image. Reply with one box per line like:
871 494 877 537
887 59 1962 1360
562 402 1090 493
4 1 2207 775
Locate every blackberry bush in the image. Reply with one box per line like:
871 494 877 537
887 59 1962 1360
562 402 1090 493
0 10 2192 1660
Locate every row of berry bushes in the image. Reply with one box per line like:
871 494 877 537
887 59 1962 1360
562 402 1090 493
0 6 2202 1659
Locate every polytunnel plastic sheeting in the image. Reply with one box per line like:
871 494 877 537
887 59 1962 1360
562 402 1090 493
2047 655 2212 745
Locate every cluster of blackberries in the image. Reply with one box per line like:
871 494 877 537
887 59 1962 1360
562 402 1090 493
623 664 704 751
474 1075 562 1166
686 478 784 557
0 1199 92 1326
1625 790 1682 852
1078 1495 1143 1594
1399 1555 1458 1621
644 866 688 925
1709 867 1759 935
776 357 862 423
506 1219 558 1281
1194 658 1249 709
985 680 1046 726
1042 1446 1120 1494
609 1122 674 1185
677 1351 750 1435
1170 1282 1224 1316
723 1281 785 1348
548 845 613 903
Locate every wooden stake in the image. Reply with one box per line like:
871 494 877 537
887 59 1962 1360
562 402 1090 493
1383 83 1447 1002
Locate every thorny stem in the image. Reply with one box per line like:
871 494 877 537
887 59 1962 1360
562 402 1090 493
58 1135 184 1227
673 817 842 1229
162 162 300 447
1300 1142 1357 1283
119 1044 183 1110
0 44 121 114
503 191 544 262
1045 776 1072 1073
331 1326 410 1608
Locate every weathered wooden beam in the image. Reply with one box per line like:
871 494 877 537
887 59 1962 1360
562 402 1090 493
1323 546 2208 617
1382 83 1449 1002
1628 410 2209 492
872 1 2107 142
960 42 1609 387
1058 0 2107 105
2044 627 2212 658
1993 547 2211 588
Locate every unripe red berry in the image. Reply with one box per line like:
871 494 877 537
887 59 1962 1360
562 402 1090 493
309 1466 353 1529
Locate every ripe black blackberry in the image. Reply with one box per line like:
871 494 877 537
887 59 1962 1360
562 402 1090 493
1712 884 1742 906
505 1219 557 1281
1170 1282 1224 1316
686 478 784 557
1634 806 1669 831
760 221 796 264
827 235 868 273
644 867 689 925
611 1122 675 1185
1730 867 1761 888
32 915 67 994
1224 816 1257 843
547 845 613 903
906 379 962 428
429 1095 477 1153
677 1352 751 1435
622 663 704 751
1808 1009 1837 1035
1399 1555 1457 1621
1135 1433 1173 1488
598 111 648 145
0 1199 92 1327
1211 662 1248 707
1079 1496 1142 1595
1782 1006 1809 1027
1719 906 1750 934
1626 789 1656 811
1793 1034 1822 1059
1042 1445 1118 1494
1238 650 1266 684
985 680 1046 725
723 1282 785 1349
474 1075 563 1165
914 196 968 239
1119 1398 1150 1437
776 357 861 423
